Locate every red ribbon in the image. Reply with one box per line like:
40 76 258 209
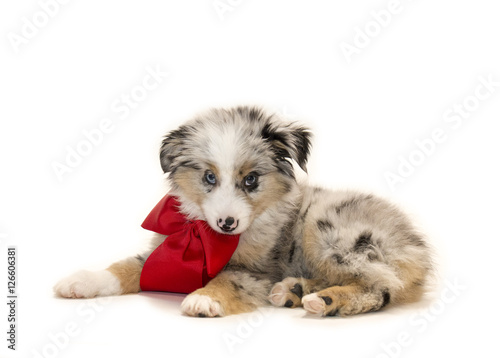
139 195 240 294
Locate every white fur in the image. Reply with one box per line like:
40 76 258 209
302 293 326 315
202 182 252 234
202 125 255 234
269 282 290 306
180 294 224 317
53 270 121 298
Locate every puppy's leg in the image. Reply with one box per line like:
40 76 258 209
269 277 325 308
54 233 165 298
181 271 272 317
301 281 390 317
53 255 145 298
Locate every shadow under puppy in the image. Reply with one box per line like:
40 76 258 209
54 106 433 317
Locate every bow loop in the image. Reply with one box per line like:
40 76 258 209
139 195 240 294
190 221 200 237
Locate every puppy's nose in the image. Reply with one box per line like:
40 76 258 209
217 217 238 232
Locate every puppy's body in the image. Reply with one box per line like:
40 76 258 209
54 106 432 317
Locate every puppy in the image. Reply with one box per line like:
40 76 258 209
54 106 433 317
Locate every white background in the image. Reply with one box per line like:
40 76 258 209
1 0 499 357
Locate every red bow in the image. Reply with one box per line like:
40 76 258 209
139 195 240 294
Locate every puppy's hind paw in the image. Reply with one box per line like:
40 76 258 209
302 293 327 316
269 277 304 308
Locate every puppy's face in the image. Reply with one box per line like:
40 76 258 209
160 107 311 235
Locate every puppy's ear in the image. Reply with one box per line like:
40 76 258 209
261 121 312 173
159 126 189 173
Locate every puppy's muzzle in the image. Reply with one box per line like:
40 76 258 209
217 217 239 233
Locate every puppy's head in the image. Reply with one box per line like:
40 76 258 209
159 106 311 235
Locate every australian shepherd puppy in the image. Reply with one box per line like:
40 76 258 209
54 106 433 317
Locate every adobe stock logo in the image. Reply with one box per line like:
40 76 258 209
31 297 113 358
384 73 499 191
7 0 71 54
212 0 243 21
375 278 466 358
222 308 272 354
51 64 169 182
340 0 413 64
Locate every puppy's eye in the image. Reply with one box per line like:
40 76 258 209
205 171 217 185
244 174 258 188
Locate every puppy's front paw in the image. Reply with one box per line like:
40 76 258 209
53 270 121 298
181 294 225 317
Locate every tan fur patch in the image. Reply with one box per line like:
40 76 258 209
313 280 384 316
174 167 206 206
302 220 318 263
174 164 222 207
107 257 143 294
393 260 428 304
208 164 220 180
230 237 274 271
250 172 292 217
193 275 256 315
318 284 364 306
235 161 257 180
